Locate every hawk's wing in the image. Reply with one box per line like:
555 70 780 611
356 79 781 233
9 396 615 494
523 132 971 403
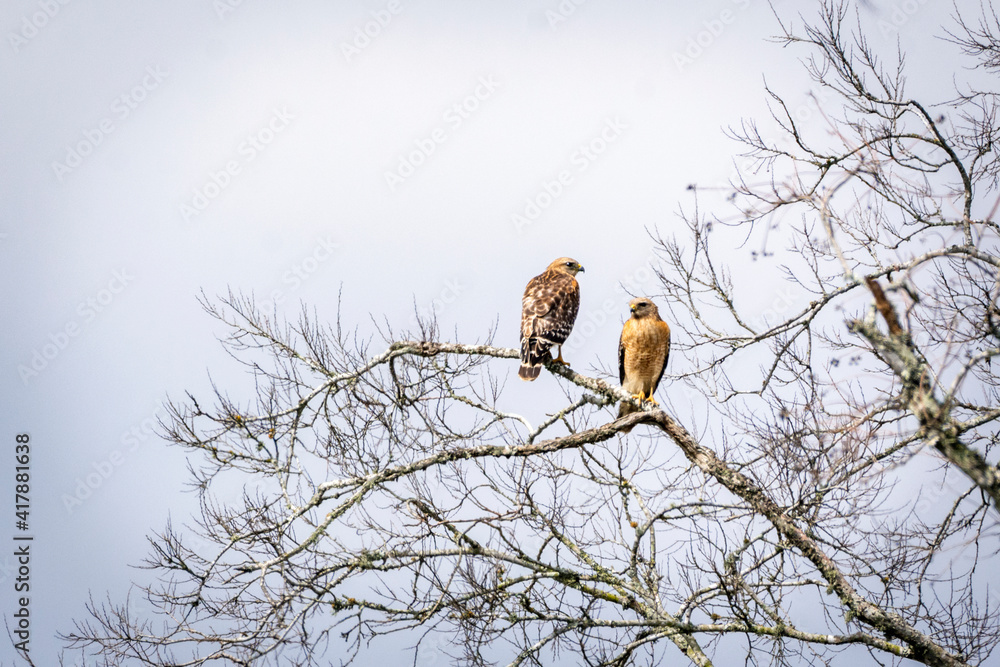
521 271 579 346
618 319 629 386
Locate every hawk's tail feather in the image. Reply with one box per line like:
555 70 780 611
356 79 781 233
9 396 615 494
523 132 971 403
617 401 638 433
519 338 552 382
518 363 542 381
618 402 639 419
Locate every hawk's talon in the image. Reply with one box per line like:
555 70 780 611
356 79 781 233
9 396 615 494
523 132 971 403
628 392 658 406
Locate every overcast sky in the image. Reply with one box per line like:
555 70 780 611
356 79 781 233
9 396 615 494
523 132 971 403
0 1 974 664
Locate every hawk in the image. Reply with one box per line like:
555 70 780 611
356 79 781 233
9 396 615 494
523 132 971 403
618 297 671 423
518 257 585 381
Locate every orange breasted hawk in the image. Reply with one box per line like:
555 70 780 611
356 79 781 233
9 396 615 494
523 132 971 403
618 297 670 420
518 257 584 381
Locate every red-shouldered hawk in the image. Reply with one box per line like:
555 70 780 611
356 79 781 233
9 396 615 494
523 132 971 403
518 257 585 381
618 297 671 422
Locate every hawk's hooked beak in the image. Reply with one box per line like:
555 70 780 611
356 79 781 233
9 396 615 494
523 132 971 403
577 265 585 273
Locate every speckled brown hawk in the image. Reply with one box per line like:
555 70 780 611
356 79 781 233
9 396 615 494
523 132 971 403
518 257 584 381
618 297 671 422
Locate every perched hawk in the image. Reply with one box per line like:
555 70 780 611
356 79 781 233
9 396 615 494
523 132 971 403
518 257 585 381
618 298 671 423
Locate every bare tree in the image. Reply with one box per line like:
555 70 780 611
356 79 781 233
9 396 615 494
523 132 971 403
64 3 1000 666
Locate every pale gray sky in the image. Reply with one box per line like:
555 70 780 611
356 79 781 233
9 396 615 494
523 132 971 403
0 1 971 664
